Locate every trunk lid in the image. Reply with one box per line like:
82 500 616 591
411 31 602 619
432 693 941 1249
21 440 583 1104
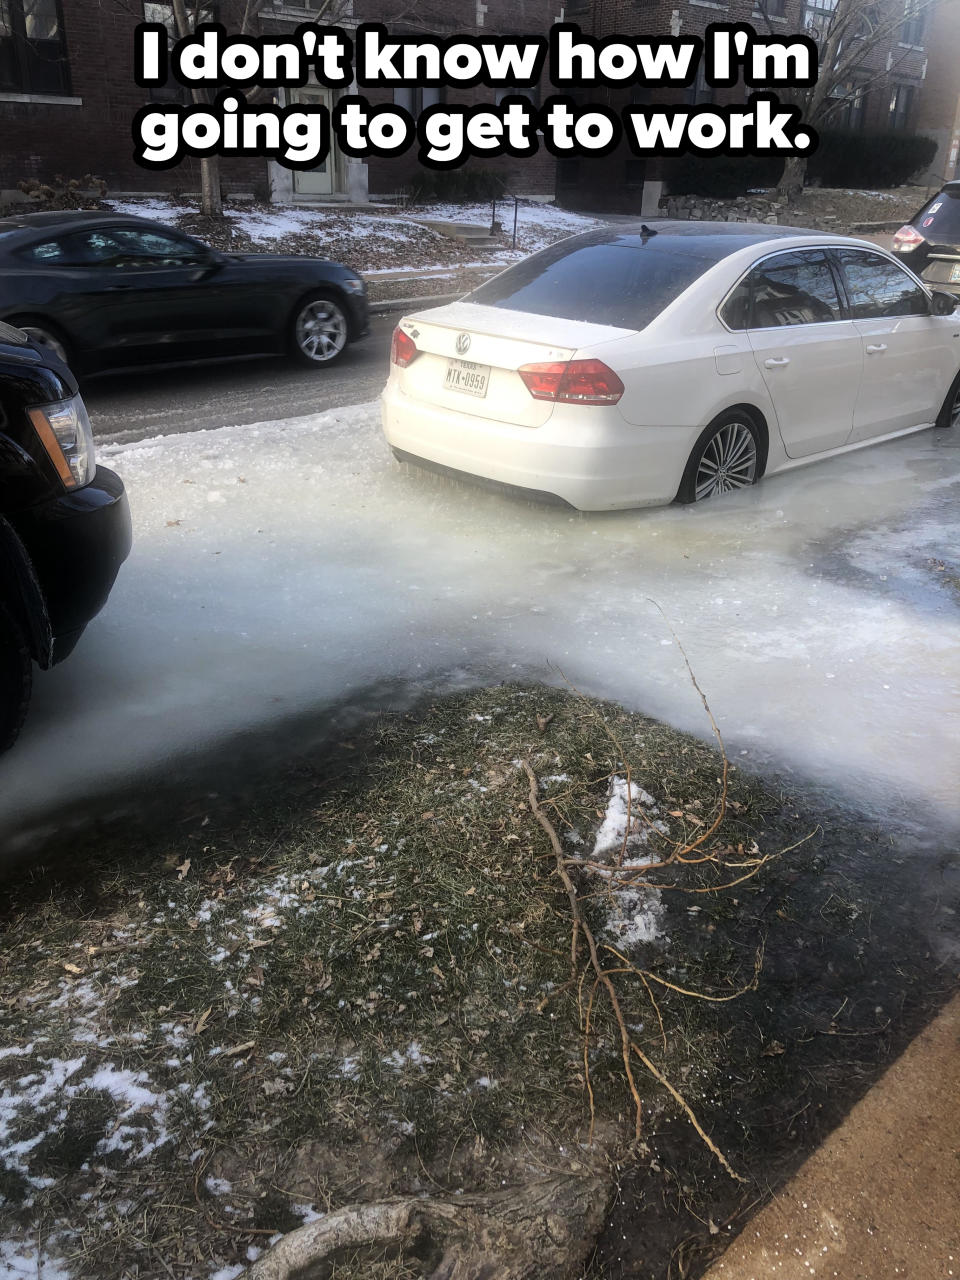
394 301 632 428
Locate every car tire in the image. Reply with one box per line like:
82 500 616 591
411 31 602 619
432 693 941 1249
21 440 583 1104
8 318 72 368
0 603 32 753
935 369 960 430
675 410 762 505
288 293 351 368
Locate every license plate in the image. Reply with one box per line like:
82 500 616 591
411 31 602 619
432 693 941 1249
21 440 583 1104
950 264 960 283
444 358 490 398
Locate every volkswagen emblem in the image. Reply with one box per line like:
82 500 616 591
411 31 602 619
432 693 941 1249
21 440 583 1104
456 332 472 355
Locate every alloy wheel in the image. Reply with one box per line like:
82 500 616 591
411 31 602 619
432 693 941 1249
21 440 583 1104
951 385 960 429
694 421 758 501
295 300 348 363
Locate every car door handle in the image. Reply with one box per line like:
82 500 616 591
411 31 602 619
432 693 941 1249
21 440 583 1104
764 356 790 368
866 343 888 354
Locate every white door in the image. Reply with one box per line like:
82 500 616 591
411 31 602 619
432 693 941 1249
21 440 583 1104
292 85 335 198
744 249 863 458
833 248 951 441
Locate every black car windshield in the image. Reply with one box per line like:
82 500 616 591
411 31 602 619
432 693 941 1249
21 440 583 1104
466 233 727 330
914 187 960 241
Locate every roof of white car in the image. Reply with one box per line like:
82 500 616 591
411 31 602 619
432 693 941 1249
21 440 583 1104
562 220 873 257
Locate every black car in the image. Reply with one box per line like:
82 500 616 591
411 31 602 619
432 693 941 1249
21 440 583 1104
0 211 369 375
0 321 131 749
892 181 960 296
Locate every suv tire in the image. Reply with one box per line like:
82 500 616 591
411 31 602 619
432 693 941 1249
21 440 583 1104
0 603 32 752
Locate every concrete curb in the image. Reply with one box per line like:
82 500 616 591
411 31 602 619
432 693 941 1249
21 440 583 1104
369 291 465 314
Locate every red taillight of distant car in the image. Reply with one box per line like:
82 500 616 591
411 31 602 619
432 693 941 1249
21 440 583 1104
518 358 625 405
892 224 926 252
391 327 419 368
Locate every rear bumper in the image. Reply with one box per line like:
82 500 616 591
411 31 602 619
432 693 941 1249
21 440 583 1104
380 381 693 511
11 466 131 664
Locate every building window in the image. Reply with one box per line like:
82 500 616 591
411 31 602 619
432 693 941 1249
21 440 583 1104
753 0 787 18
803 0 837 41
393 86 444 114
888 83 914 130
900 0 924 44
143 2 216 36
830 78 867 130
0 0 70 95
143 3 215 101
686 61 714 105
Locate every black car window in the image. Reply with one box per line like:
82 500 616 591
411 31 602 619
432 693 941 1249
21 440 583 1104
109 227 207 267
745 251 842 328
19 238 67 264
465 236 724 330
834 249 929 318
720 278 752 330
912 187 960 242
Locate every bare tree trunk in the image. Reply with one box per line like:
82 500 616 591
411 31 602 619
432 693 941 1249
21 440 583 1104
777 154 808 201
170 0 223 217
198 156 223 219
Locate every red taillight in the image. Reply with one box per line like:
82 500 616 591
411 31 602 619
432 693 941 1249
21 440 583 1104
892 224 926 252
391 326 419 368
518 358 624 405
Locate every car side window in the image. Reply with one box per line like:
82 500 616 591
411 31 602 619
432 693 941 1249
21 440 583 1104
59 231 125 265
834 249 929 319
108 228 207 269
18 238 67 264
746 251 843 328
720 279 752 330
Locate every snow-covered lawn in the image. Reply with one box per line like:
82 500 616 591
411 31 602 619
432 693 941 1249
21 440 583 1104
2 401 959 843
105 196 602 274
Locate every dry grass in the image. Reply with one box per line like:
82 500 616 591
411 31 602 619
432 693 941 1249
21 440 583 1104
0 684 878 1278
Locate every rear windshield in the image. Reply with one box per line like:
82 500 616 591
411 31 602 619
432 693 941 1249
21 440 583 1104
466 235 721 330
913 187 960 241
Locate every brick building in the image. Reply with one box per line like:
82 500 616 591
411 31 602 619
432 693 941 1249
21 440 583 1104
0 0 562 204
555 0 935 212
0 0 952 208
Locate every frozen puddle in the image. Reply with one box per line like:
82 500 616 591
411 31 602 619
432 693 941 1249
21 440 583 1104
1 402 958 836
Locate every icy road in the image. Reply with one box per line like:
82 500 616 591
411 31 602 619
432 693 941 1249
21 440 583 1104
2 402 959 841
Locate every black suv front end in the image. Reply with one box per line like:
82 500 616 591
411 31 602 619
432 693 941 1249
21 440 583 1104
0 322 131 748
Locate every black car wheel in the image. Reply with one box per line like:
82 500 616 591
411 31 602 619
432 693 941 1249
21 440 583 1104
289 293 350 368
676 411 762 504
9 319 71 367
936 369 960 430
0 603 32 752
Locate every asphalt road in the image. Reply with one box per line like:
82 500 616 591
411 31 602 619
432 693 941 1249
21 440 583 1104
84 310 398 444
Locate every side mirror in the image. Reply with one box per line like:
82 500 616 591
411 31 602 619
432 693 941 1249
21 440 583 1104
931 290 959 316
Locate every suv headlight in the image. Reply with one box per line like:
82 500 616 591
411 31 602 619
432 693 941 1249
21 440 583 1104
28 395 96 489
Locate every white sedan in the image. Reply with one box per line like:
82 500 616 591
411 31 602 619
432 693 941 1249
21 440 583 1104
381 223 960 510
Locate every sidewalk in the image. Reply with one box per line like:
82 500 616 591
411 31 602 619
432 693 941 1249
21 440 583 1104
703 992 960 1280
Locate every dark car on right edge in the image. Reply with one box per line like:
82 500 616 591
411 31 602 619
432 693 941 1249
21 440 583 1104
892 180 960 296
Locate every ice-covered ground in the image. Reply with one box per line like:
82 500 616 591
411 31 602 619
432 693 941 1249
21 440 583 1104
1 402 959 840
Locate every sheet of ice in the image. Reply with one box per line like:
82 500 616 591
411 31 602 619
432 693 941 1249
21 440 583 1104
1 402 959 841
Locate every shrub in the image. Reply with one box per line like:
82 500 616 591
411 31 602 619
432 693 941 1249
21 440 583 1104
806 130 938 187
408 166 507 204
664 130 938 198
0 173 108 217
665 153 782 199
